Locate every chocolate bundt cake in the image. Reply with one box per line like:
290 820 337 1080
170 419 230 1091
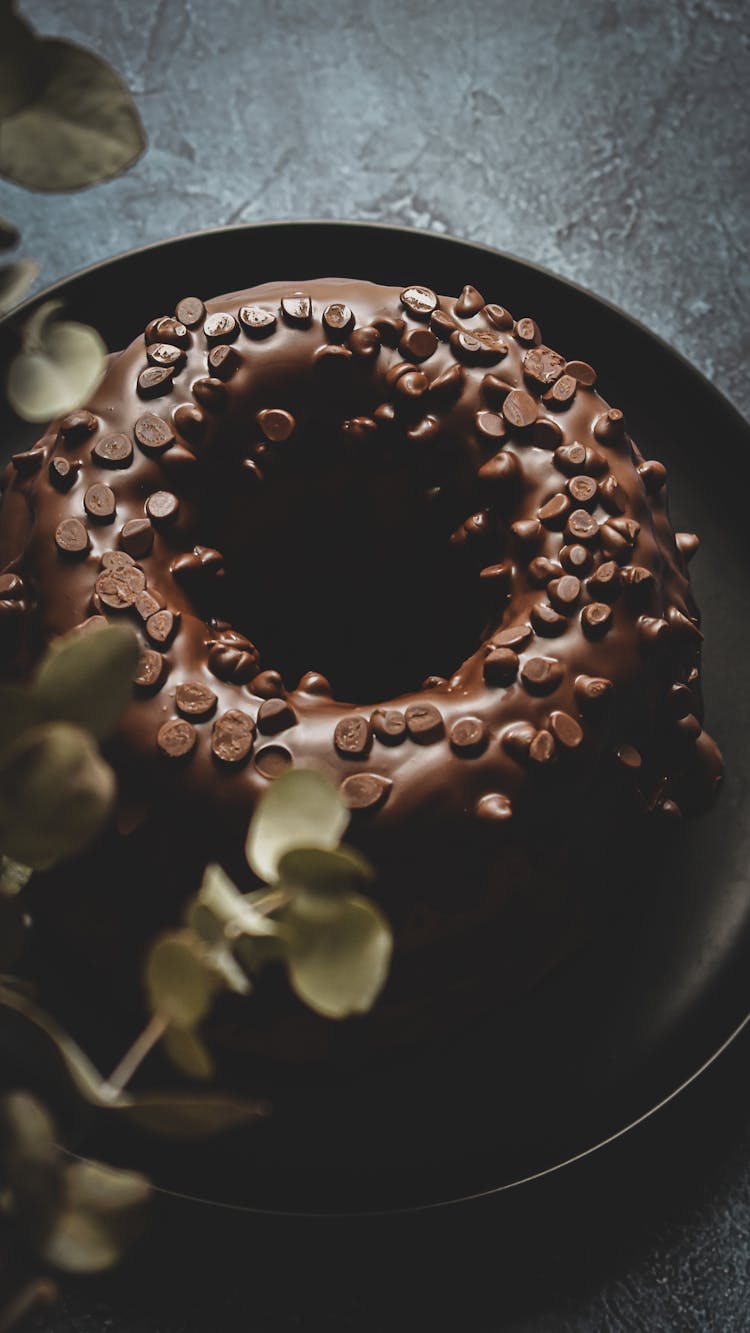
0 277 723 1068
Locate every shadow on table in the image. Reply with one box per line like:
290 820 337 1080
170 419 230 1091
34 1018 750 1333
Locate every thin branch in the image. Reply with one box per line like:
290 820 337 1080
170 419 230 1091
100 1013 168 1100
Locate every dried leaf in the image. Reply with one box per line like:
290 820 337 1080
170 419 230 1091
0 257 38 314
283 893 393 1020
6 300 106 423
0 722 116 867
0 38 145 192
34 623 139 741
246 768 349 884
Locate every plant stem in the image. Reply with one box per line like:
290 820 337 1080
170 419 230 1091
101 1013 167 1100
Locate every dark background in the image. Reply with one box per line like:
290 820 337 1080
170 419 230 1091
1 1 749 1328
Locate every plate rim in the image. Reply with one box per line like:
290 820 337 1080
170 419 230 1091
3 218 749 1216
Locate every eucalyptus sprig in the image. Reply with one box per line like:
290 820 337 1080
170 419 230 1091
142 769 394 1080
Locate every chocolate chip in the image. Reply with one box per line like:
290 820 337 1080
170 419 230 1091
257 408 295 442
574 674 613 707
479 560 512 589
549 710 583 749
280 293 312 326
511 518 542 546
175 296 205 328
560 543 593 575
503 721 536 761
483 647 519 685
134 589 163 621
101 550 135 571
455 285 485 317
239 305 277 337
481 374 512 406
84 483 116 522
157 719 196 760
348 325 381 359
175 681 218 719
428 362 463 397
95 564 146 610
12 449 44 476
146 490 179 523
620 565 654 599
394 368 428 398
638 615 670 648
322 302 355 338
407 415 440 443
242 459 263 486
476 792 513 820
531 601 567 636
58 409 97 446
147 342 186 370
93 433 133 469
207 344 240 380
474 410 506 441
638 459 667 494
532 418 564 450
593 408 625 444
134 648 167 695
477 450 519 488
192 378 226 412
548 574 581 610
523 345 565 387
554 442 587 474
615 744 642 772
484 304 514 331
145 316 188 347
529 729 556 765
400 326 437 361
567 475 598 505
400 285 438 318
203 312 238 343
667 605 703 642
520 656 564 694
587 561 621 600
566 509 599 543
49 457 78 491
599 521 633 560
538 493 571 527
450 328 507 365
599 475 626 513
450 716 488 756
676 531 699 562
119 518 153 558
0 574 24 599
208 630 259 684
371 708 407 745
489 628 532 658
564 360 597 386
545 373 577 407
340 773 391 811
138 366 174 399
211 710 256 765
251 669 286 698
405 703 444 743
372 315 406 346
134 412 175 455
502 388 537 429
146 608 179 645
297 671 332 695
258 697 297 734
254 745 293 779
335 714 371 756
528 557 562 587
515 317 540 345
581 601 612 639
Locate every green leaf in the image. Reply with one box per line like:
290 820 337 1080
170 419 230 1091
122 1092 269 1140
0 722 115 867
194 862 278 939
283 892 393 1020
34 623 139 742
0 38 146 192
144 930 222 1029
0 1091 62 1243
0 257 39 315
161 1025 214 1081
0 7 47 118
6 300 106 423
278 845 375 899
42 1155 151 1273
246 768 349 884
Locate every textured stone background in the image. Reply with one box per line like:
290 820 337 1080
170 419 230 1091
2 0 749 1328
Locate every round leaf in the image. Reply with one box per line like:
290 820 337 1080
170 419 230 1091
64 1157 150 1216
195 861 278 938
42 1207 121 1273
0 257 39 315
278 845 375 899
144 930 221 1029
0 38 146 192
162 1025 215 1081
0 722 115 867
283 893 393 1020
0 1091 62 1242
34 623 139 741
246 768 349 884
7 301 106 422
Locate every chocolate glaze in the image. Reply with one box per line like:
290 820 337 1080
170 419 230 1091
0 277 724 1063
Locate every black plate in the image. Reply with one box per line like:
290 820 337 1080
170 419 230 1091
2 221 749 1217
